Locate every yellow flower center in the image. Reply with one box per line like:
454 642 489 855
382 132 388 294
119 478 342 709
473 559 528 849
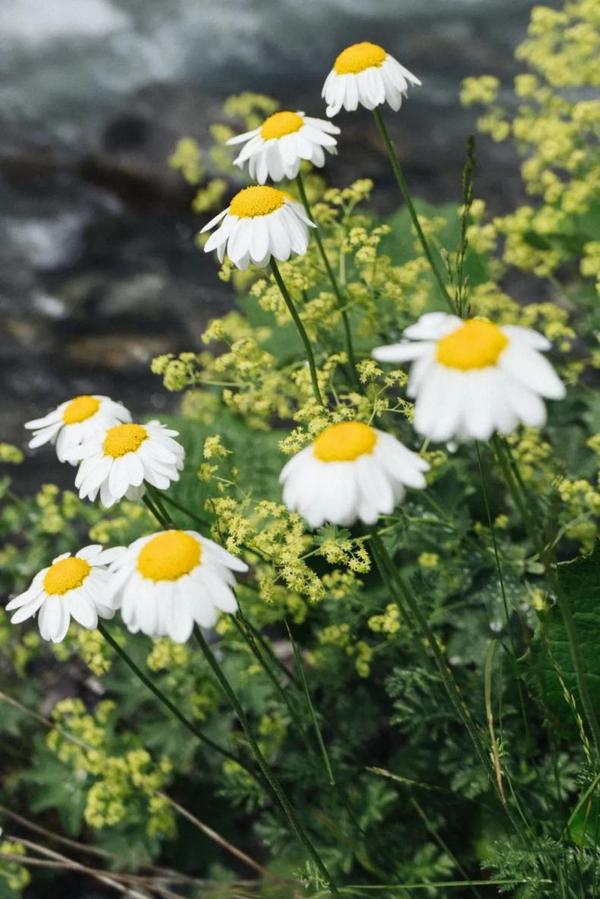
137 531 202 582
62 395 100 425
229 185 286 218
436 320 509 370
260 111 304 140
334 42 387 75
313 422 377 462
103 423 148 458
44 557 91 596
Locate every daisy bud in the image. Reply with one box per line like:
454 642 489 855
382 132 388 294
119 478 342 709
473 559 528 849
227 110 340 183
107 530 248 643
280 421 429 529
24 395 130 464
6 545 125 643
322 41 421 118
372 313 566 442
68 421 185 509
201 185 314 270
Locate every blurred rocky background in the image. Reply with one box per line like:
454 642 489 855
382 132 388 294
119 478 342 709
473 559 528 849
0 0 544 488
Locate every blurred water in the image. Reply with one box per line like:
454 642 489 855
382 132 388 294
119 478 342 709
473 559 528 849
0 0 536 132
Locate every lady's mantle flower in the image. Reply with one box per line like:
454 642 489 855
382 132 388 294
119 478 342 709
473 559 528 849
6 545 123 643
25 395 130 463
69 421 184 508
280 421 428 528
373 313 566 442
201 185 314 270
107 530 248 642
227 110 340 183
322 42 420 117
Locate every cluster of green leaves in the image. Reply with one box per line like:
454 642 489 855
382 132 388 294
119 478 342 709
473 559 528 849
1 2 600 897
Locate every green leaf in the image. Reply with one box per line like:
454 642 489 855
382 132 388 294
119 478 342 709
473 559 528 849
532 545 600 733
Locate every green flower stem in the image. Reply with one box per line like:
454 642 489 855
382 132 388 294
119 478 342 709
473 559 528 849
158 493 212 531
141 492 169 528
372 108 455 315
295 171 360 389
231 614 299 725
238 609 300 689
270 259 325 407
285 619 336 787
491 436 600 755
146 485 174 526
193 625 338 894
96 623 256 778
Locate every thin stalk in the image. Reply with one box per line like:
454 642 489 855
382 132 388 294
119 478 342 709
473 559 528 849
97 623 255 777
239 608 300 689
231 614 299 725
141 492 169 528
146 484 174 526
159 492 212 531
193 626 338 894
285 619 336 786
271 259 325 406
372 107 455 314
296 171 360 388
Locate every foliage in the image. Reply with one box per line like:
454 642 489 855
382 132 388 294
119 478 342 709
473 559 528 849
1 2 600 897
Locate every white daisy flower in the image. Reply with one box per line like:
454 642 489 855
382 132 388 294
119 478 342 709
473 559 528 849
227 110 340 183
201 185 314 270
107 529 248 643
372 313 566 442
280 421 429 528
5 545 124 643
68 421 185 508
24 395 131 463
322 41 421 118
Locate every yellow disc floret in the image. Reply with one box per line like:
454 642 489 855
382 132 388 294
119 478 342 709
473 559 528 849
229 185 286 218
334 42 387 75
260 111 304 140
63 395 100 424
44 557 91 595
436 320 509 370
103 423 148 458
137 531 202 582
314 422 377 462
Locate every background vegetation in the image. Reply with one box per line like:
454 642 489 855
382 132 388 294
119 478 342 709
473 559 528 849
1 2 600 896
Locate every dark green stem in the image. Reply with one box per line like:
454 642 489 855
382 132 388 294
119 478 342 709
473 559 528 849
97 623 255 777
296 171 360 389
193 626 338 893
142 493 169 528
372 108 455 314
270 259 325 407
231 614 299 724
285 619 336 787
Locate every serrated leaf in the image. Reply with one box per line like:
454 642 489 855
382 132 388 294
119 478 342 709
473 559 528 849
532 545 600 733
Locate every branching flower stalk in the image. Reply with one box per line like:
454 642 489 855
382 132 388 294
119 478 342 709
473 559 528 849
295 171 360 389
193 625 339 894
96 622 259 779
270 259 325 406
372 107 456 315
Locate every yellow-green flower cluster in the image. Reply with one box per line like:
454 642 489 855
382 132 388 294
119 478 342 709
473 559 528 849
0 841 30 894
461 0 600 277
46 699 175 836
